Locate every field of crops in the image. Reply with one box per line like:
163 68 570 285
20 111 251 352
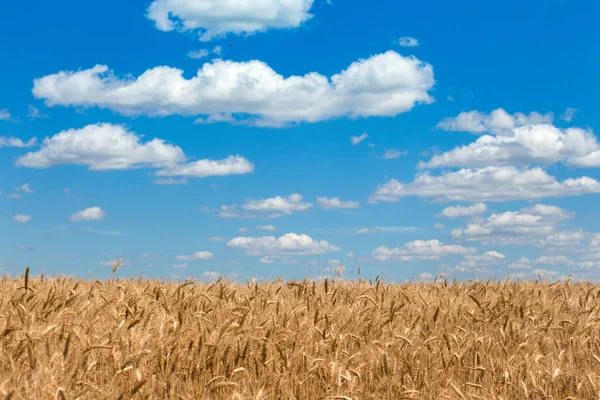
1 273 600 399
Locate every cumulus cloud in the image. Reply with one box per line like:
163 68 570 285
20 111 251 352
227 233 340 256
16 123 185 170
69 207 106 222
316 196 359 209
188 45 223 59
398 36 419 47
242 194 312 215
354 226 420 235
451 204 578 247
146 0 315 41
176 251 214 260
438 203 487 219
15 183 35 194
32 51 435 126
0 109 10 120
155 155 254 177
437 108 553 135
0 137 37 148
421 124 600 169
351 133 368 145
13 214 31 223
369 166 600 203
372 240 476 262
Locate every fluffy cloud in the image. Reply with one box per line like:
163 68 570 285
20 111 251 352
0 109 10 120
188 46 224 59
0 137 37 148
69 207 106 222
369 166 600 203
451 204 578 247
16 123 185 170
438 202 487 219
372 240 476 262
13 214 31 223
316 196 359 209
146 0 315 41
176 251 214 260
32 51 435 126
155 155 254 177
398 36 419 47
351 133 368 145
436 108 553 135
227 233 340 256
354 226 420 234
15 183 35 194
421 124 600 169
242 194 312 215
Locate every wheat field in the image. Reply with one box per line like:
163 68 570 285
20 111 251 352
1 271 600 399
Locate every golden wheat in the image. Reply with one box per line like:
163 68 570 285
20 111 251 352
0 273 599 399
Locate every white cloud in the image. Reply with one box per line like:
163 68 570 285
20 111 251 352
6 193 21 199
153 178 188 185
13 214 31 223
217 204 257 219
451 204 577 247
188 45 222 59
16 123 185 170
437 108 553 135
155 155 254 177
32 51 435 126
209 236 228 242
146 0 315 41
0 137 37 148
227 232 340 256
351 133 368 145
173 263 188 269
176 251 214 260
369 166 600 203
372 240 476 262
452 251 506 272
28 105 48 119
187 49 209 59
15 183 35 194
382 148 406 159
257 224 277 231
242 193 312 215
398 36 419 47
238 227 248 233
561 108 577 122
509 255 574 270
438 202 487 219
354 226 420 235
316 196 359 209
421 124 600 169
0 109 10 120
433 223 445 229
69 207 106 222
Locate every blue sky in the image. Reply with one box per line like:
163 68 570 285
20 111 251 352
2 0 600 282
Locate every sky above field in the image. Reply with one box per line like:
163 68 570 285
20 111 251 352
2 0 600 282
